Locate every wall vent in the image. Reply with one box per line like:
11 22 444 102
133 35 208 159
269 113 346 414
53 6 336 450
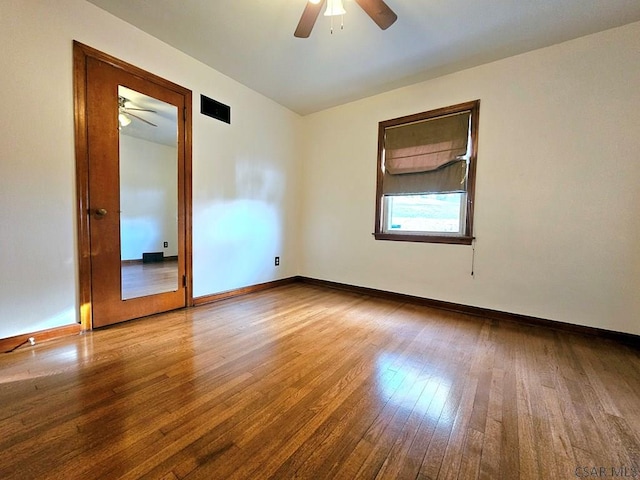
200 95 231 124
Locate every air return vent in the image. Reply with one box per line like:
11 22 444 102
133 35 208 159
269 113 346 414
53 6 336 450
200 95 231 124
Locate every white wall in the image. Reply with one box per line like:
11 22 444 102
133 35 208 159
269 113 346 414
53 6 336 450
300 22 640 336
0 0 301 338
1 1 637 340
119 135 178 260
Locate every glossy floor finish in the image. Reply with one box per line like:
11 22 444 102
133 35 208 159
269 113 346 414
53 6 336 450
121 259 179 300
1 284 639 479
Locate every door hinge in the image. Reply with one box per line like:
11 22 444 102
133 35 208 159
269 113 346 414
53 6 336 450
183 106 187 121
182 274 186 287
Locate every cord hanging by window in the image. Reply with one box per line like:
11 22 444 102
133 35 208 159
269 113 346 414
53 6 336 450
471 238 476 277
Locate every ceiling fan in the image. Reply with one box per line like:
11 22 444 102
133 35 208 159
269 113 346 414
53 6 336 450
294 0 397 38
118 96 157 127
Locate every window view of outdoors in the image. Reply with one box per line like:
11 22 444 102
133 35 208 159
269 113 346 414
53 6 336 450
387 193 464 233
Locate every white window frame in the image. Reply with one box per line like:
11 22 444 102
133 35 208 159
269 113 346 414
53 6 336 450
382 192 468 236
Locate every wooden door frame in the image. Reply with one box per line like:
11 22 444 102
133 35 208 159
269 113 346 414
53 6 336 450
73 41 193 331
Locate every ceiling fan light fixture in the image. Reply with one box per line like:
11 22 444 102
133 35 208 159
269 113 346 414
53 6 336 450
295 0 396 38
324 0 345 17
118 112 131 127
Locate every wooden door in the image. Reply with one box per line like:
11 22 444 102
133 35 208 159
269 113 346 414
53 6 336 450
82 52 190 328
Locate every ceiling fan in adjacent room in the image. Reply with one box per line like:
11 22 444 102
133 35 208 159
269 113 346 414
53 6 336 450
118 96 157 128
295 0 397 38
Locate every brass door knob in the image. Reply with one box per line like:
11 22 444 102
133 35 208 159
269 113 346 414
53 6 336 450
95 208 108 217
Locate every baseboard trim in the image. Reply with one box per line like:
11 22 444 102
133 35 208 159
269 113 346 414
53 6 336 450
1 324 82 354
297 277 640 347
193 277 299 306
121 256 178 265
6 277 636 351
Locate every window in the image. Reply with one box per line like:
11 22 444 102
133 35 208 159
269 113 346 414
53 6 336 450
374 100 479 244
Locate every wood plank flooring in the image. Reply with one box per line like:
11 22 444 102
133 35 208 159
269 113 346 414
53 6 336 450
0 284 639 479
121 259 179 300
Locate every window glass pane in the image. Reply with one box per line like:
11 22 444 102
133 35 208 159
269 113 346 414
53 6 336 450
386 193 465 233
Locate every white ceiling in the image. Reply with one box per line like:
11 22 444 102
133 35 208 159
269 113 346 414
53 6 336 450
119 86 178 146
87 0 640 116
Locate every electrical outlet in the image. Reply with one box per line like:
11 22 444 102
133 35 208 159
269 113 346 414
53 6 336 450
163 241 168 248
275 256 280 266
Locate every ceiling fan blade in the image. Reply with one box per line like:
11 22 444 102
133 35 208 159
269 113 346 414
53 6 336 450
126 111 157 127
125 108 157 113
294 0 325 38
354 0 397 30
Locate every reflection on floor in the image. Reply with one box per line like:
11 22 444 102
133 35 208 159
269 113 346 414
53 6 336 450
2 284 639 479
121 258 179 299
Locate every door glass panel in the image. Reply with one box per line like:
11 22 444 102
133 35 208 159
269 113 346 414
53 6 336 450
118 85 179 300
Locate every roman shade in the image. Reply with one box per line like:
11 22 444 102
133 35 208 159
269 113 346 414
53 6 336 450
382 111 470 195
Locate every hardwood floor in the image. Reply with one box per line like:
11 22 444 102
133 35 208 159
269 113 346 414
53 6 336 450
121 259 179 299
0 284 638 479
